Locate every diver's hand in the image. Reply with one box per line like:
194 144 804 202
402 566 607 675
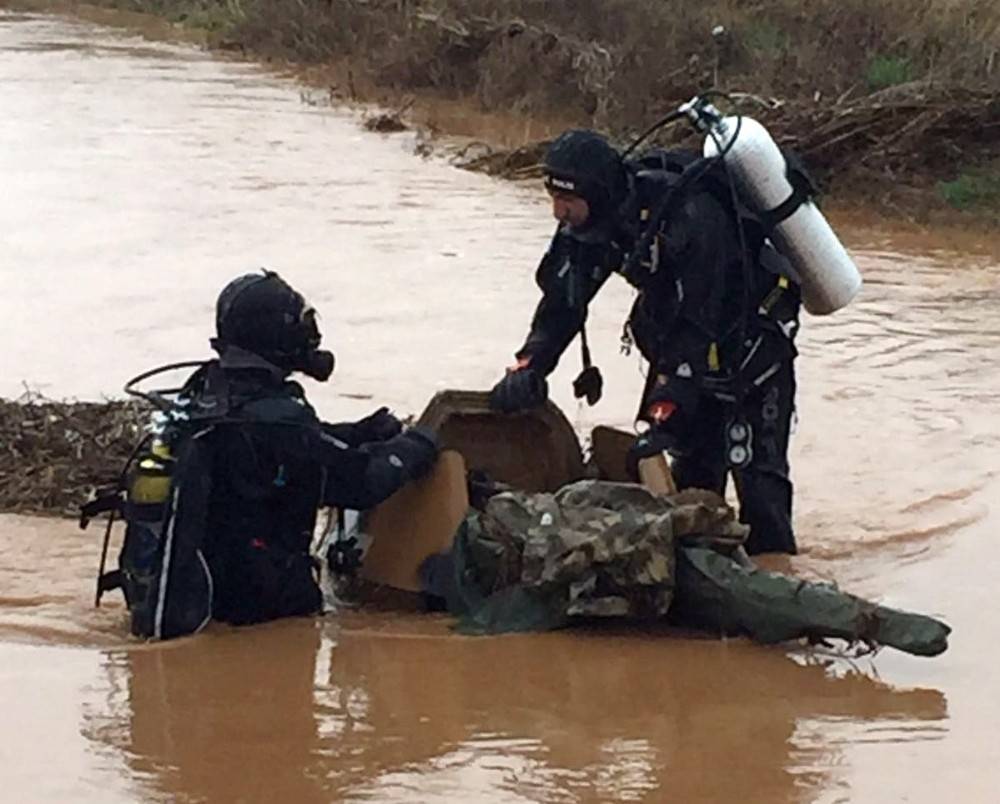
357 406 403 441
488 367 548 413
393 426 440 479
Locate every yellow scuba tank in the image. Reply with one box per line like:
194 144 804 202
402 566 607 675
88 358 217 640
128 441 174 505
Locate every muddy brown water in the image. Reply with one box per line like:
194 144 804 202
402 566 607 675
2 11 999 803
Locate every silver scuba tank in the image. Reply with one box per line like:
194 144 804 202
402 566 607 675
694 107 863 315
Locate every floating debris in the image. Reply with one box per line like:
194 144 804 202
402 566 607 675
362 98 414 134
455 140 550 179
362 110 409 133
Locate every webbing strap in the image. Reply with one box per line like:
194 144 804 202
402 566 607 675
97 569 123 594
758 171 814 232
758 275 790 316
79 490 123 529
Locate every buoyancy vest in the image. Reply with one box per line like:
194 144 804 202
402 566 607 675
82 361 323 640
620 148 803 389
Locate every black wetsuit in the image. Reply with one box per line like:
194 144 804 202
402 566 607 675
515 163 800 554
181 352 437 624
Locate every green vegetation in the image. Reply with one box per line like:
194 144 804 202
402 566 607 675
742 20 788 55
865 55 913 90
938 165 1000 210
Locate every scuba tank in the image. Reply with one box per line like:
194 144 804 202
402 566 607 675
130 440 173 504
688 99 863 315
118 438 175 633
83 361 215 640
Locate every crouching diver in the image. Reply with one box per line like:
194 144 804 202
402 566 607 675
84 270 438 640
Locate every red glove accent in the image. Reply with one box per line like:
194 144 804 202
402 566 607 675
647 400 677 423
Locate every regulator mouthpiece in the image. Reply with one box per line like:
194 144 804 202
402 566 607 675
299 350 336 382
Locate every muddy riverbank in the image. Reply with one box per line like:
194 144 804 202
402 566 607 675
4 0 999 229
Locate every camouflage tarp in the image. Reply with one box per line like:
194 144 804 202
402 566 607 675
433 480 747 633
425 480 951 656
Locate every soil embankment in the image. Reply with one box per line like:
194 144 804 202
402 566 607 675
5 0 999 225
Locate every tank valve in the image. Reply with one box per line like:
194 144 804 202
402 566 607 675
677 95 724 132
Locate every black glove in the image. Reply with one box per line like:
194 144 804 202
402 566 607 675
641 376 700 421
488 368 548 413
357 406 403 442
572 365 603 406
328 535 365 575
390 426 440 479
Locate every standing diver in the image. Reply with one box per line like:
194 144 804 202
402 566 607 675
488 129 803 555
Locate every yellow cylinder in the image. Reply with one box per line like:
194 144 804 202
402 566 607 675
129 444 173 504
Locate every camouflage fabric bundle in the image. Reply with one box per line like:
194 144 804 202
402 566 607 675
426 479 950 656
444 480 747 633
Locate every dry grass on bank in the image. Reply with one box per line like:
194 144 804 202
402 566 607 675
166 3 1000 100
54 2 1000 111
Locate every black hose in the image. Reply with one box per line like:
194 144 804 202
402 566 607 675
619 87 739 158
123 360 208 410
621 109 686 160
705 120 754 402
94 432 152 607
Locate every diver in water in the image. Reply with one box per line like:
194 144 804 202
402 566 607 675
488 130 802 555
92 270 439 639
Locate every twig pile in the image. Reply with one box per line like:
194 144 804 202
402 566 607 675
0 390 148 516
770 85 1000 176
456 84 999 185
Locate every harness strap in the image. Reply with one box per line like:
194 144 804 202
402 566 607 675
580 323 594 370
97 569 124 594
757 169 814 233
758 275 790 316
79 489 123 529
